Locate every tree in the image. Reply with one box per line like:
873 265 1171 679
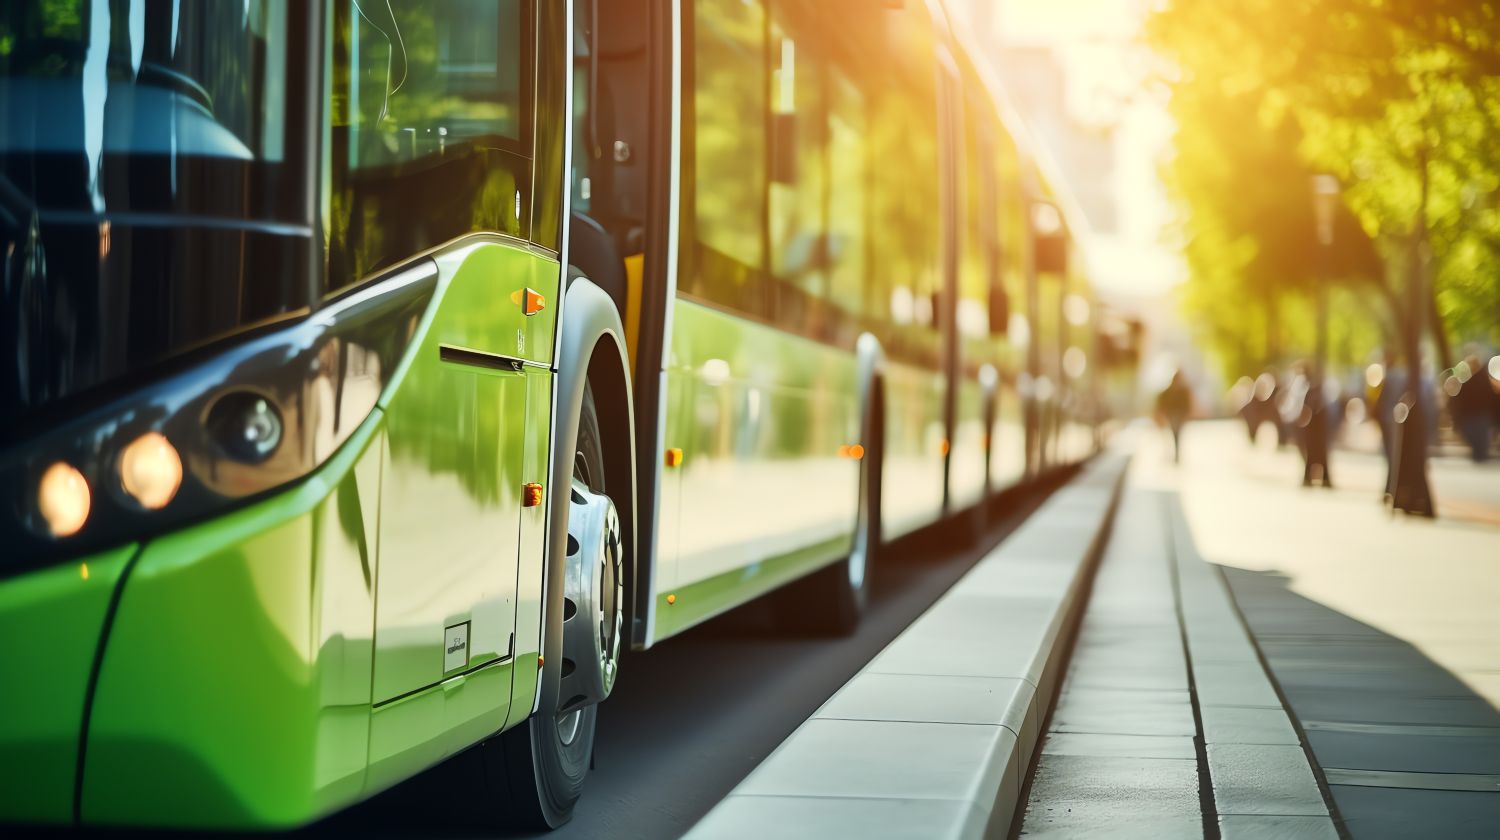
1148 0 1500 384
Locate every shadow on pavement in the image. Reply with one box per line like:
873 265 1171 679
1222 566 1500 840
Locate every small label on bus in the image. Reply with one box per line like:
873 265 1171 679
444 622 471 673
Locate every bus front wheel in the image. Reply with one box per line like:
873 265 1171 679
492 384 620 829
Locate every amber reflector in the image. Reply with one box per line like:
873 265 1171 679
523 483 544 508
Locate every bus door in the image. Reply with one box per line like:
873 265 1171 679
330 0 543 788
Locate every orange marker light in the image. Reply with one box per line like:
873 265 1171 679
664 447 684 468
849 444 865 460
522 482 544 507
523 288 546 316
666 594 677 605
939 439 951 456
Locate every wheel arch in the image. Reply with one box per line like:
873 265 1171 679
541 276 637 714
855 333 888 543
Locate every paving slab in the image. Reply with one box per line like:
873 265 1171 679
1207 743 1329 817
1018 753 1201 839
1305 728 1500 775
733 718 1012 805
1200 705 1300 746
814 673 1034 735
1217 814 1341 840
688 795 987 840
1039 732 1197 760
1049 688 1197 738
1192 662 1287 709
1327 784 1500 840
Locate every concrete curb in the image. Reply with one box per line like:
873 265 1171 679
684 452 1132 840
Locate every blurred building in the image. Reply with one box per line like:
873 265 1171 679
995 46 1118 235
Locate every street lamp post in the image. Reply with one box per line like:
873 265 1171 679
1304 175 1338 487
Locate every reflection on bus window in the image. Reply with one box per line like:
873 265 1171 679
329 0 532 290
768 12 827 337
827 68 868 330
688 0 767 315
345 0 522 169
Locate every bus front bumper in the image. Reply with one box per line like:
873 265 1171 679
0 423 381 830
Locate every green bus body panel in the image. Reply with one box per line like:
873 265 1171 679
78 242 560 830
82 417 386 829
654 299 860 640
0 545 134 823
504 367 553 729
366 241 556 791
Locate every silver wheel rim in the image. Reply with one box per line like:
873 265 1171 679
557 708 583 747
556 464 623 744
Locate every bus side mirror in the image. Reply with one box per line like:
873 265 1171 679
1034 232 1068 275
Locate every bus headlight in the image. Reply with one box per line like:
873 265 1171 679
119 432 184 510
38 462 91 538
3 259 437 570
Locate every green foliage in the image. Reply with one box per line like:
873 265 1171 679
1148 0 1500 381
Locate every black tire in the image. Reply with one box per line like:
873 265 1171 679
777 386 882 635
477 385 608 830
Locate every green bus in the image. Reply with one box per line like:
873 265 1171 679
0 0 1116 830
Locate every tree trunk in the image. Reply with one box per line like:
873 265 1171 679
1428 290 1453 372
1391 150 1435 517
1265 282 1279 367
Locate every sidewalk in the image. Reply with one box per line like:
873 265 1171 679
1018 447 1337 839
1164 421 1500 838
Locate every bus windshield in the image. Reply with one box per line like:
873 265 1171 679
0 1 316 440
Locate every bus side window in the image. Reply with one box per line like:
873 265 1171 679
767 6 828 341
826 65 869 348
683 0 770 318
865 34 941 366
959 94 997 342
328 0 534 290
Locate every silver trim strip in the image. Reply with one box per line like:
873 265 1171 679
660 0 683 359
639 0 684 651
536 0 576 716
437 343 547 372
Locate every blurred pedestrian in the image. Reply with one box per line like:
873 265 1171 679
1241 371 1282 445
1156 370 1193 463
1491 356 1500 450
1452 354 1494 462
1378 358 1407 492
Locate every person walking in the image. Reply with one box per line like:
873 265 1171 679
1453 354 1495 462
1156 370 1193 464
